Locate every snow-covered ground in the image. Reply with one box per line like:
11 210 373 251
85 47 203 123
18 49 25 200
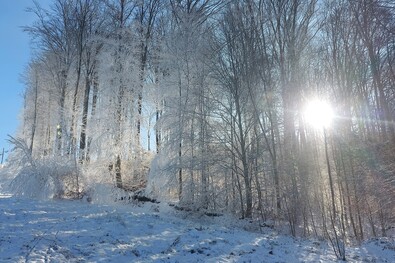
0 195 394 263
0 169 394 262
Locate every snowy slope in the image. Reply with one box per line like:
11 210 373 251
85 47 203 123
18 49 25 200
0 193 394 263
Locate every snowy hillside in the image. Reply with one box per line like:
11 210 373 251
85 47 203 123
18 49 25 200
0 192 394 262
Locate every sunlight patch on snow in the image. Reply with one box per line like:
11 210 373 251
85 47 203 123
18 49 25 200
116 243 134 251
59 230 88 235
82 212 110 219
28 218 60 224
161 230 173 236
28 210 48 215
3 211 15 216
252 236 267 246
9 223 25 227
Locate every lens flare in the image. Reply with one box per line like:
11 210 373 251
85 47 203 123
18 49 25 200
304 99 334 129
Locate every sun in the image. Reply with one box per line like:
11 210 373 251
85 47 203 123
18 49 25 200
303 99 334 129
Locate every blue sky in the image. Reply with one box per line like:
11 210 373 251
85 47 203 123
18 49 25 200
0 0 50 160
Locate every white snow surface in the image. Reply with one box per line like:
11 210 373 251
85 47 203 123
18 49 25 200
0 174 394 262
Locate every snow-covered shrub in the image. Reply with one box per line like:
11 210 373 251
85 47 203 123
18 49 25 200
82 160 114 186
0 164 13 195
120 151 153 191
6 136 34 170
86 183 131 204
146 153 178 201
6 136 80 199
9 157 79 199
81 160 133 204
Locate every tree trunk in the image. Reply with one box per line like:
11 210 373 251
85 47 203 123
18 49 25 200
115 155 122 188
235 92 252 218
79 75 91 162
